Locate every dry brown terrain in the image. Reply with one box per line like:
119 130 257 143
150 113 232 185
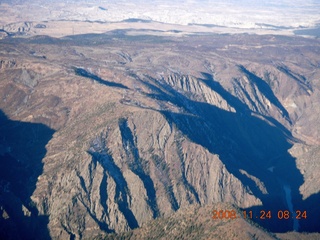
0 4 320 239
1 20 299 39
102 203 277 240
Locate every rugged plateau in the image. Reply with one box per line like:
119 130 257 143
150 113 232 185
0 31 320 239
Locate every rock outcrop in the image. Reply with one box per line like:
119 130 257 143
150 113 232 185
0 32 319 238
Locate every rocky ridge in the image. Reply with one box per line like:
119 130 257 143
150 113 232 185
0 32 319 239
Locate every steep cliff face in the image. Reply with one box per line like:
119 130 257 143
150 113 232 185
31 110 261 239
0 33 319 238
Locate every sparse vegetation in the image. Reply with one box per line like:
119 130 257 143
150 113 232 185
0 12 319 239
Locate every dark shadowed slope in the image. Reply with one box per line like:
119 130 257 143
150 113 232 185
138 74 318 232
0 110 54 240
74 67 129 89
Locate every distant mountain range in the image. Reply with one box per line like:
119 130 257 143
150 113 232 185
1 0 319 30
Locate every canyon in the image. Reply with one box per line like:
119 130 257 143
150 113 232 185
0 31 319 239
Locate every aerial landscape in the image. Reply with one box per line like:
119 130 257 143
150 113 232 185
0 0 320 239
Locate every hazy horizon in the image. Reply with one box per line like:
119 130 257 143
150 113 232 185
1 0 319 29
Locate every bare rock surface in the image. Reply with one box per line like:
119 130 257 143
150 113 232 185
0 31 319 239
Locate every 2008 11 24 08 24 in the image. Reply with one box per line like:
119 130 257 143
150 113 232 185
212 209 307 220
